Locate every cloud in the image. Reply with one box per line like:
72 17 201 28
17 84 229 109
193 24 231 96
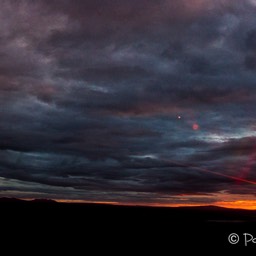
1 0 256 204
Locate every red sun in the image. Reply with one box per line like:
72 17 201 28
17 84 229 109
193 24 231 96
192 123 200 131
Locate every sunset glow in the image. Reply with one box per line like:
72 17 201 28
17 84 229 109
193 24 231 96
52 199 256 210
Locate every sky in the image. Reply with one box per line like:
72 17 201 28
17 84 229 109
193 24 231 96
1 0 256 209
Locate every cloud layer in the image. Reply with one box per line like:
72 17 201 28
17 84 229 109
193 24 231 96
1 0 256 204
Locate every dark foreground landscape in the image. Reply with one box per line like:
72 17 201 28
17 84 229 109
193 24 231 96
1 198 256 252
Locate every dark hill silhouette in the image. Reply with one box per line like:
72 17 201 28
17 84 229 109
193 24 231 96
0 197 24 203
1 198 255 250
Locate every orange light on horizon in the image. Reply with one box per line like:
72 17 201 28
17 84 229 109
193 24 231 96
215 200 256 210
20 197 256 210
54 199 256 210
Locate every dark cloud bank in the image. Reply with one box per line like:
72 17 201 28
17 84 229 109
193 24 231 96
1 0 256 204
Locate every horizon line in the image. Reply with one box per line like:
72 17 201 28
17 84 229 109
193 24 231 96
2 197 256 211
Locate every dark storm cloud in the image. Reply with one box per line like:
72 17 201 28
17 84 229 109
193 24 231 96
1 0 256 203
